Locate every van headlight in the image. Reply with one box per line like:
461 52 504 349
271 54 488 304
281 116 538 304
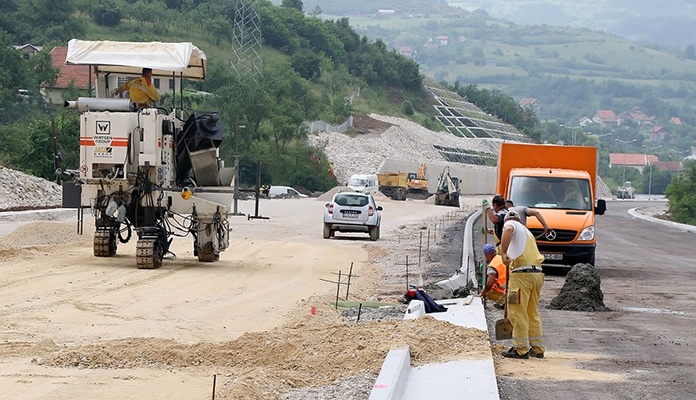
578 225 595 241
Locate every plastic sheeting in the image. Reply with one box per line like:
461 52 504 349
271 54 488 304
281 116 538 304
65 39 207 81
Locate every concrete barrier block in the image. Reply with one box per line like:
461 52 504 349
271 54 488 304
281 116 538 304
369 346 411 400
404 300 426 319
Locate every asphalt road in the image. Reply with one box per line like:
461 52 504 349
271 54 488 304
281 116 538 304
497 199 696 399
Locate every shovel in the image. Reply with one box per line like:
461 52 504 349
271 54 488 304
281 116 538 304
495 263 513 340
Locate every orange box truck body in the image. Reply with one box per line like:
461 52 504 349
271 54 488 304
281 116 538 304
496 143 606 266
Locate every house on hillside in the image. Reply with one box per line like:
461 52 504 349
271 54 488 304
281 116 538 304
669 116 682 125
41 46 91 105
578 116 593 126
592 110 618 127
14 43 43 58
436 36 449 46
398 46 415 58
653 161 683 174
618 107 655 127
649 125 670 142
519 97 540 113
609 153 658 173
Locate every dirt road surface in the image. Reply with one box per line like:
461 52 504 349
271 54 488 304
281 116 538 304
3 195 691 399
0 195 488 399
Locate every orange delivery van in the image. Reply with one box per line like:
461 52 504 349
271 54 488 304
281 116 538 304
496 142 607 266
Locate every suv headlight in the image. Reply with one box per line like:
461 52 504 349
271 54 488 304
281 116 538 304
578 225 595 241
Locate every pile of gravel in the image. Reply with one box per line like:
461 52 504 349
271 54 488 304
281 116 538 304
307 114 499 185
0 167 62 211
548 263 610 311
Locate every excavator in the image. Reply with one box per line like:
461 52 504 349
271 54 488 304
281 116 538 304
434 166 460 207
407 163 430 199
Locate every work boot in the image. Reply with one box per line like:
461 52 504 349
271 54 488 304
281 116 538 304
529 347 544 358
501 347 529 359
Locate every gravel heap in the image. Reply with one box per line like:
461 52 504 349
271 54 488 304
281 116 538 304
307 114 499 185
548 263 610 311
0 166 62 211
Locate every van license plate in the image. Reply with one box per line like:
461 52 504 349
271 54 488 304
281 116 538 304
543 253 563 260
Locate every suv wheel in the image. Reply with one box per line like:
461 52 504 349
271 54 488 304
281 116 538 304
369 226 379 241
323 224 331 239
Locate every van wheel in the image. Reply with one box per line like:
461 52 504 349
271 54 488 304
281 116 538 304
323 224 331 239
369 226 379 241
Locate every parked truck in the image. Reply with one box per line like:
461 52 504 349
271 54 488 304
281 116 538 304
377 172 409 200
377 164 429 201
496 143 607 266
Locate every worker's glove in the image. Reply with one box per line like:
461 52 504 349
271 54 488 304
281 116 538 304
482 199 489 209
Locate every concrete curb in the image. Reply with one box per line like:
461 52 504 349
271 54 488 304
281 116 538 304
434 208 480 292
368 296 499 400
628 207 696 233
368 347 411 400
369 206 499 400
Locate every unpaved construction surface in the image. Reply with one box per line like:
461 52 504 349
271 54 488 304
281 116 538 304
2 196 694 399
0 196 490 399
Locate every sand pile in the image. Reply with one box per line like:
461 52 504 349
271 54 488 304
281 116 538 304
548 263 610 311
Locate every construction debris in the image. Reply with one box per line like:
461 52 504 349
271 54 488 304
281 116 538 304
548 263 610 312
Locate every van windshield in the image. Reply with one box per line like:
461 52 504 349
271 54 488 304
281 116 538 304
348 179 367 186
509 177 592 210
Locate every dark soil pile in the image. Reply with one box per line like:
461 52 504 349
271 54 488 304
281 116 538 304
548 263 610 311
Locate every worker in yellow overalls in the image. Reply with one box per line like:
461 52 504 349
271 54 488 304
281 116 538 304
112 68 161 109
499 210 546 360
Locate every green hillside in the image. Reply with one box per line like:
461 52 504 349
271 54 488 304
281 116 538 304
1 0 439 190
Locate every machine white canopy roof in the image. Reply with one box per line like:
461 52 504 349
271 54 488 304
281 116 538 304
65 39 207 81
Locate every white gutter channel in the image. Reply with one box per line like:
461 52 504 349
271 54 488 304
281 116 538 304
369 209 499 400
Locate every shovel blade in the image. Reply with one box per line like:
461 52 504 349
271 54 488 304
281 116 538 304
495 318 513 340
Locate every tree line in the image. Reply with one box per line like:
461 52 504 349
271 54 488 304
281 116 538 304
0 0 423 192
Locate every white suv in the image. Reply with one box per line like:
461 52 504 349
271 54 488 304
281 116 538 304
323 192 382 241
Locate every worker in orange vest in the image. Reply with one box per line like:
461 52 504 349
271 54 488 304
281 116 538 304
479 243 507 308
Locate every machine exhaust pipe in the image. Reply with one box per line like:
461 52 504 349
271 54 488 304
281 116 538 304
64 97 133 112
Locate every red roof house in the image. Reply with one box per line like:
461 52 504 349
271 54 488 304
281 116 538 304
609 153 658 173
41 46 91 104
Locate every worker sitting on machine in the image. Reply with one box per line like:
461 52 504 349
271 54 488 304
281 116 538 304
112 67 161 109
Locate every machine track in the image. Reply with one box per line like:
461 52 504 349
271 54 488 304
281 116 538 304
136 238 162 269
93 229 117 257
197 241 217 262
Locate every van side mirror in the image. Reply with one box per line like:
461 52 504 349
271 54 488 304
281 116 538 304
377 206 383 211
595 199 607 215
